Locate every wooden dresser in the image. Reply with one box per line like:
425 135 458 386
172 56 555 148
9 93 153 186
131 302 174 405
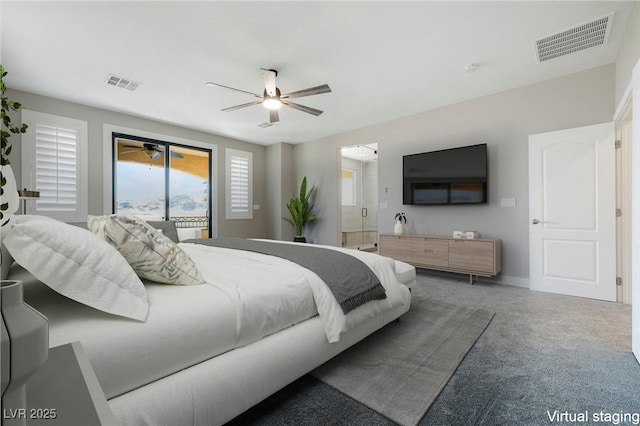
379 234 501 283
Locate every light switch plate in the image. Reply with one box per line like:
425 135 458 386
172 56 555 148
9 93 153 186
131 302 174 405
500 198 516 207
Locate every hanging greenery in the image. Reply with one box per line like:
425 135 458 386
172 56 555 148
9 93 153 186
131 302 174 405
1 65 29 226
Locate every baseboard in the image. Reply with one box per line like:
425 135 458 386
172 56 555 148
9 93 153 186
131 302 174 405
481 275 530 288
415 268 530 289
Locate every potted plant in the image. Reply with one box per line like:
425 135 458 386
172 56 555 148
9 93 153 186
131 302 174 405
283 176 316 243
394 212 406 235
1 65 28 227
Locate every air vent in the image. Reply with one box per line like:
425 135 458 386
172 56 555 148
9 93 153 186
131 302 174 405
105 74 141 91
534 12 614 63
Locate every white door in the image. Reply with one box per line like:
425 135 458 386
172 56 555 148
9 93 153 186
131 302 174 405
529 122 616 301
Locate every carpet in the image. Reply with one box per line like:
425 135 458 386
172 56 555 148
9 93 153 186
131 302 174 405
311 296 494 426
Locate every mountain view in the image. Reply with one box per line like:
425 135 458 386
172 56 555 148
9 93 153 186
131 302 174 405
116 194 208 218
116 161 209 218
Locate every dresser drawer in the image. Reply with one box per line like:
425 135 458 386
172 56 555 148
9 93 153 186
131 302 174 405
411 249 449 268
412 237 449 252
448 240 495 274
379 235 413 262
410 237 448 267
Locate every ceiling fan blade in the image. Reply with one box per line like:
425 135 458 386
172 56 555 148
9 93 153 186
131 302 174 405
222 100 264 112
261 68 277 97
281 84 331 100
170 151 184 159
269 109 280 123
206 82 262 98
120 150 141 155
282 100 323 116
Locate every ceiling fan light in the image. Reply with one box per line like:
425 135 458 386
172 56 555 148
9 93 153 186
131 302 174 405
263 97 282 110
144 150 161 160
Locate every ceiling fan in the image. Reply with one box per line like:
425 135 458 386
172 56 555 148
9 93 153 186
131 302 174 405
206 68 331 127
120 143 184 160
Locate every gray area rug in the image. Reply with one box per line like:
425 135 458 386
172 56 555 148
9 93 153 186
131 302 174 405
311 297 494 426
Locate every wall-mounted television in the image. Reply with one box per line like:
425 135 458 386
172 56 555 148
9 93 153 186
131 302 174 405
403 143 487 205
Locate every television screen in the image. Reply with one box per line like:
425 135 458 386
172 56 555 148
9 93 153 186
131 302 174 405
412 183 448 204
450 182 486 204
403 144 487 205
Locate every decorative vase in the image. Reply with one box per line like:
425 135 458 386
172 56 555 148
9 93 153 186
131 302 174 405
1 280 49 426
394 220 404 235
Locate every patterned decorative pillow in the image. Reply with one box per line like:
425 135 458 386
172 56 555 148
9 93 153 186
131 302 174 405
88 215 205 285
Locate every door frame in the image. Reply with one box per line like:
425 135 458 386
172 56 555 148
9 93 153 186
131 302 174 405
615 94 633 304
628 59 640 362
102 124 219 237
338 143 379 250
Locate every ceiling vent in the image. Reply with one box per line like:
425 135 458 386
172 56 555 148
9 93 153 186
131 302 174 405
105 74 141 91
534 12 614 63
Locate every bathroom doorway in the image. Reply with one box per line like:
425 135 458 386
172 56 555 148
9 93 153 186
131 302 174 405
340 143 378 251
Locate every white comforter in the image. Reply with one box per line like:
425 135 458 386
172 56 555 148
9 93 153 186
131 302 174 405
19 241 409 400
181 240 408 343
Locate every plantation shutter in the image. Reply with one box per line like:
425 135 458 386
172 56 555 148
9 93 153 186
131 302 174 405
225 148 253 219
35 124 78 211
21 110 88 221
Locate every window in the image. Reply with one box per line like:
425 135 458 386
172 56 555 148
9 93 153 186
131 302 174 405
342 168 357 206
225 148 253 219
112 133 213 237
21 110 88 221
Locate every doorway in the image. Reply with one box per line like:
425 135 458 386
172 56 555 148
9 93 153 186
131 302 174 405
340 144 378 251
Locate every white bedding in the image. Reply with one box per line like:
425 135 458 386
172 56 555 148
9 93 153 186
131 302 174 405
181 240 408 343
16 240 410 401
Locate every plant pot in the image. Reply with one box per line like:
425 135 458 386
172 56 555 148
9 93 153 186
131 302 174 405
1 280 49 426
394 221 404 235
293 236 307 243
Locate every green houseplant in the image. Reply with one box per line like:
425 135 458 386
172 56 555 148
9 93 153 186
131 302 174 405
1 65 29 227
283 176 316 242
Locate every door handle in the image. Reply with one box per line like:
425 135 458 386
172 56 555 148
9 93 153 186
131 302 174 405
531 219 546 224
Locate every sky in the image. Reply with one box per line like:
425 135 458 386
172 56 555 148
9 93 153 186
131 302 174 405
116 161 208 202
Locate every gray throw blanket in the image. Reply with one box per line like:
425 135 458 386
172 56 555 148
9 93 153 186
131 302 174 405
186 238 386 314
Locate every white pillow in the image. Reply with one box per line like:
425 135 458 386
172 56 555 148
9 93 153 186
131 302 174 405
88 215 205 286
13 214 58 225
4 219 149 321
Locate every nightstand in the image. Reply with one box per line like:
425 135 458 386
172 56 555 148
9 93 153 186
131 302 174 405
25 342 116 426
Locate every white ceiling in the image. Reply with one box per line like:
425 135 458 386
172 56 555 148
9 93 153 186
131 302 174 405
1 1 635 146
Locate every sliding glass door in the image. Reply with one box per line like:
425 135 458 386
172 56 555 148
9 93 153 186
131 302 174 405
113 133 212 238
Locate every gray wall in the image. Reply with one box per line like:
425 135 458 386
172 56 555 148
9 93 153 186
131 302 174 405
294 65 615 286
7 89 268 239
615 2 640 107
266 142 295 241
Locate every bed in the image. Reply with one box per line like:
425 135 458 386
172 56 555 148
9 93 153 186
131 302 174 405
1 215 412 425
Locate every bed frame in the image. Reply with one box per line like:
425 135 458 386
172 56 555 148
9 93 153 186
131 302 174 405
109 300 409 425
2 241 413 425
